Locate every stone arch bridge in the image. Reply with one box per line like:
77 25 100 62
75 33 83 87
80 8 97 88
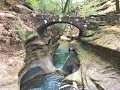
31 14 120 36
33 15 88 36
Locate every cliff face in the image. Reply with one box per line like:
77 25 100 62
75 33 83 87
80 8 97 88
0 10 24 90
19 26 63 88
0 0 64 89
0 1 36 90
97 0 120 14
1 0 120 90
60 13 120 90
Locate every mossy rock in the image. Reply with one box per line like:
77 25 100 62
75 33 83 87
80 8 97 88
80 37 93 42
82 30 96 37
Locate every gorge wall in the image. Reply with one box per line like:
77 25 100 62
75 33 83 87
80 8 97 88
0 0 120 90
19 26 63 88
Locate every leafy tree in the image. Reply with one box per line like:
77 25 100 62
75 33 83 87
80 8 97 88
26 0 38 8
26 0 97 16
26 0 71 15
62 0 71 13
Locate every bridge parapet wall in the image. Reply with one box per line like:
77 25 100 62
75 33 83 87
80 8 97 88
34 15 87 36
82 14 120 30
87 14 120 24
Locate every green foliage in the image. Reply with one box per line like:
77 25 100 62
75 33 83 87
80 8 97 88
98 0 105 2
57 24 68 30
27 30 38 39
25 0 98 16
36 0 65 14
26 0 38 8
103 30 118 35
81 4 97 16
19 49 26 56
15 25 37 42
74 2 97 17
65 0 75 15
61 1 97 16
26 0 66 14
15 25 27 42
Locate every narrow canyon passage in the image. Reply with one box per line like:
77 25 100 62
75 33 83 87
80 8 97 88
20 39 120 90
1 1 120 90
19 26 120 90
21 44 69 90
60 41 120 90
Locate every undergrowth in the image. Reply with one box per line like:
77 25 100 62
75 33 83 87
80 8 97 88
15 24 37 42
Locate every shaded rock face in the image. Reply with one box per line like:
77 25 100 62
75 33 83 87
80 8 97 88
20 66 45 87
59 42 120 90
60 47 80 75
0 1 63 89
19 25 62 87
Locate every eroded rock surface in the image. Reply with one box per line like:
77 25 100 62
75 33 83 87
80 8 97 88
59 41 120 90
60 47 80 75
0 11 25 90
0 1 37 90
0 0 120 90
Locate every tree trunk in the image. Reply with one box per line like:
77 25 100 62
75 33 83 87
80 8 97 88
116 0 120 13
62 0 70 13
61 0 64 12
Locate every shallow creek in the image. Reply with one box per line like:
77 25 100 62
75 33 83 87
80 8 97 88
22 45 69 90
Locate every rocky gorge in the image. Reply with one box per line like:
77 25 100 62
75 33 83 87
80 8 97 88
0 0 120 90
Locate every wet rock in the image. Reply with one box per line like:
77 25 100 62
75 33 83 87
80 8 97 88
60 81 79 90
20 66 45 87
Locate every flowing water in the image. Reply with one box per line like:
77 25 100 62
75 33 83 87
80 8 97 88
53 45 69 70
22 45 69 90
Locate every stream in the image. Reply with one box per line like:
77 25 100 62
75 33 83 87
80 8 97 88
22 45 69 90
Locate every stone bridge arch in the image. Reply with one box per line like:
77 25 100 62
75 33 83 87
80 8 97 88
34 15 87 36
